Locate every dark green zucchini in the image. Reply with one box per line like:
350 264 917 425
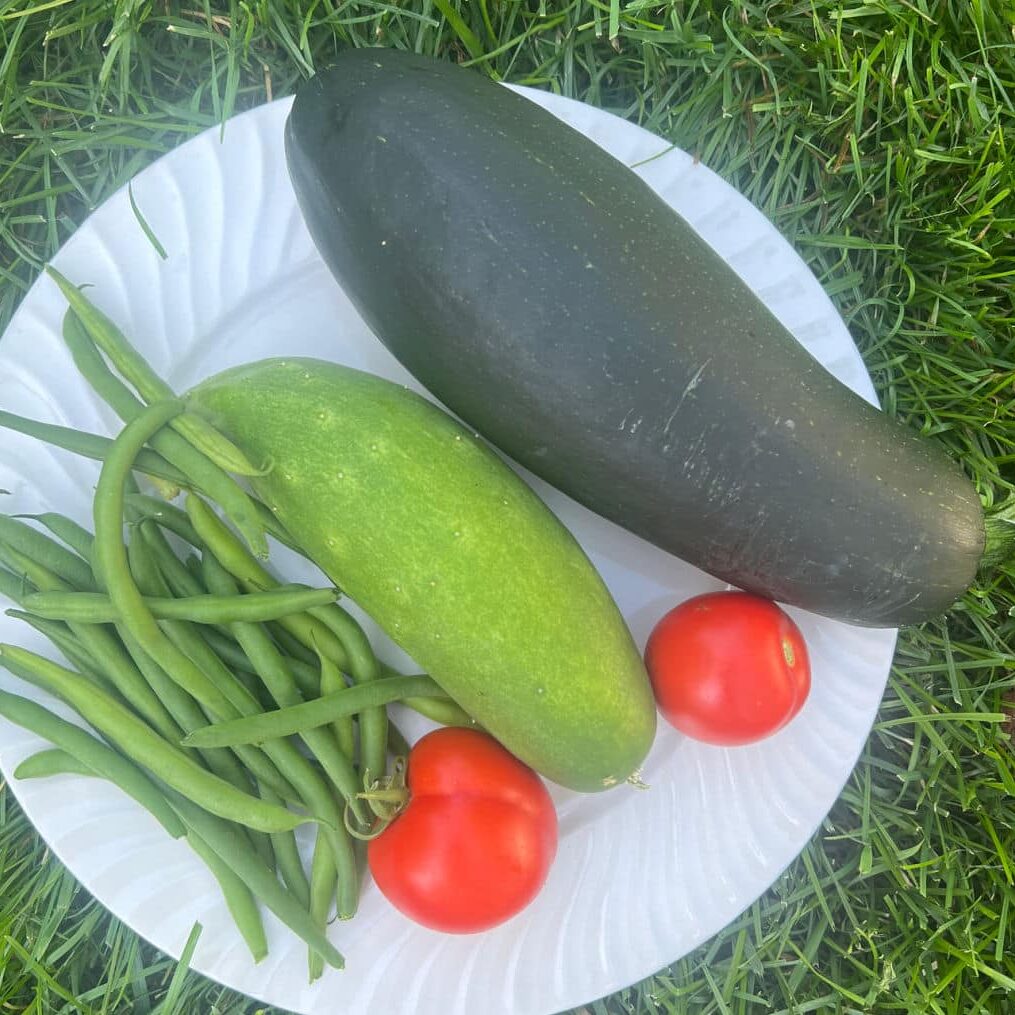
285 48 1010 627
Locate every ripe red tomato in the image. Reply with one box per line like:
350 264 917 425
644 591 810 746
367 727 558 933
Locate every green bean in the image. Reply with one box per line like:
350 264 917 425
308 606 387 792
16 513 94 561
4 611 109 686
0 516 97 592
136 522 259 707
13 748 263 912
0 644 306 834
308 828 338 983
21 718 267 962
185 495 345 655
318 650 356 765
122 461 300 558
146 611 300 802
138 524 267 704
138 519 206 598
184 828 268 964
259 782 311 909
22 586 339 625
199 627 256 672
0 542 183 740
331 829 359 924
201 551 368 832
268 622 321 671
0 541 57 594
183 675 445 748
198 628 320 700
252 501 305 555
47 273 266 480
184 551 204 579
0 687 187 839
185 494 370 767
60 309 169 428
91 399 251 719
122 528 306 808
16 748 96 779
401 695 478 728
133 561 343 813
123 495 278 869
124 494 201 545
164 790 344 970
60 309 267 558
221 632 362 902
0 564 27 603
123 530 258 798
128 479 302 563
0 409 192 490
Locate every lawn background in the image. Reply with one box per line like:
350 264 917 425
1 1 1013 1012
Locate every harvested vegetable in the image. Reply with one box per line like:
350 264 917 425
285 48 1014 627
187 359 656 792
367 728 558 933
645 591 811 746
0 271 618 972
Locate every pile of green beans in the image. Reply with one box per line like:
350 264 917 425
0 276 476 980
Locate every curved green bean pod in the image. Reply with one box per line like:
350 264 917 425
16 513 95 561
137 519 206 599
15 747 96 780
198 628 320 701
0 644 306 834
319 650 356 763
183 675 445 749
0 687 186 839
123 530 258 798
142 609 300 802
165 791 344 970
308 829 338 983
47 271 267 479
307 606 387 793
184 828 268 963
0 409 191 490
400 695 478 728
22 586 339 625
4 611 109 686
123 527 305 807
15 747 266 931
267 622 321 671
129 542 336 811
60 309 267 558
184 496 345 656
91 399 251 720
259 782 311 909
124 494 201 546
200 552 368 836
0 565 27 603
0 542 182 740
0 516 97 592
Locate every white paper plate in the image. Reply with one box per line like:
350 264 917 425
0 86 896 1015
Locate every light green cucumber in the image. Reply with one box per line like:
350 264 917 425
188 358 655 792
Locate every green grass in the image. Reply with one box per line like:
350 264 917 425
1 0 1013 1012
